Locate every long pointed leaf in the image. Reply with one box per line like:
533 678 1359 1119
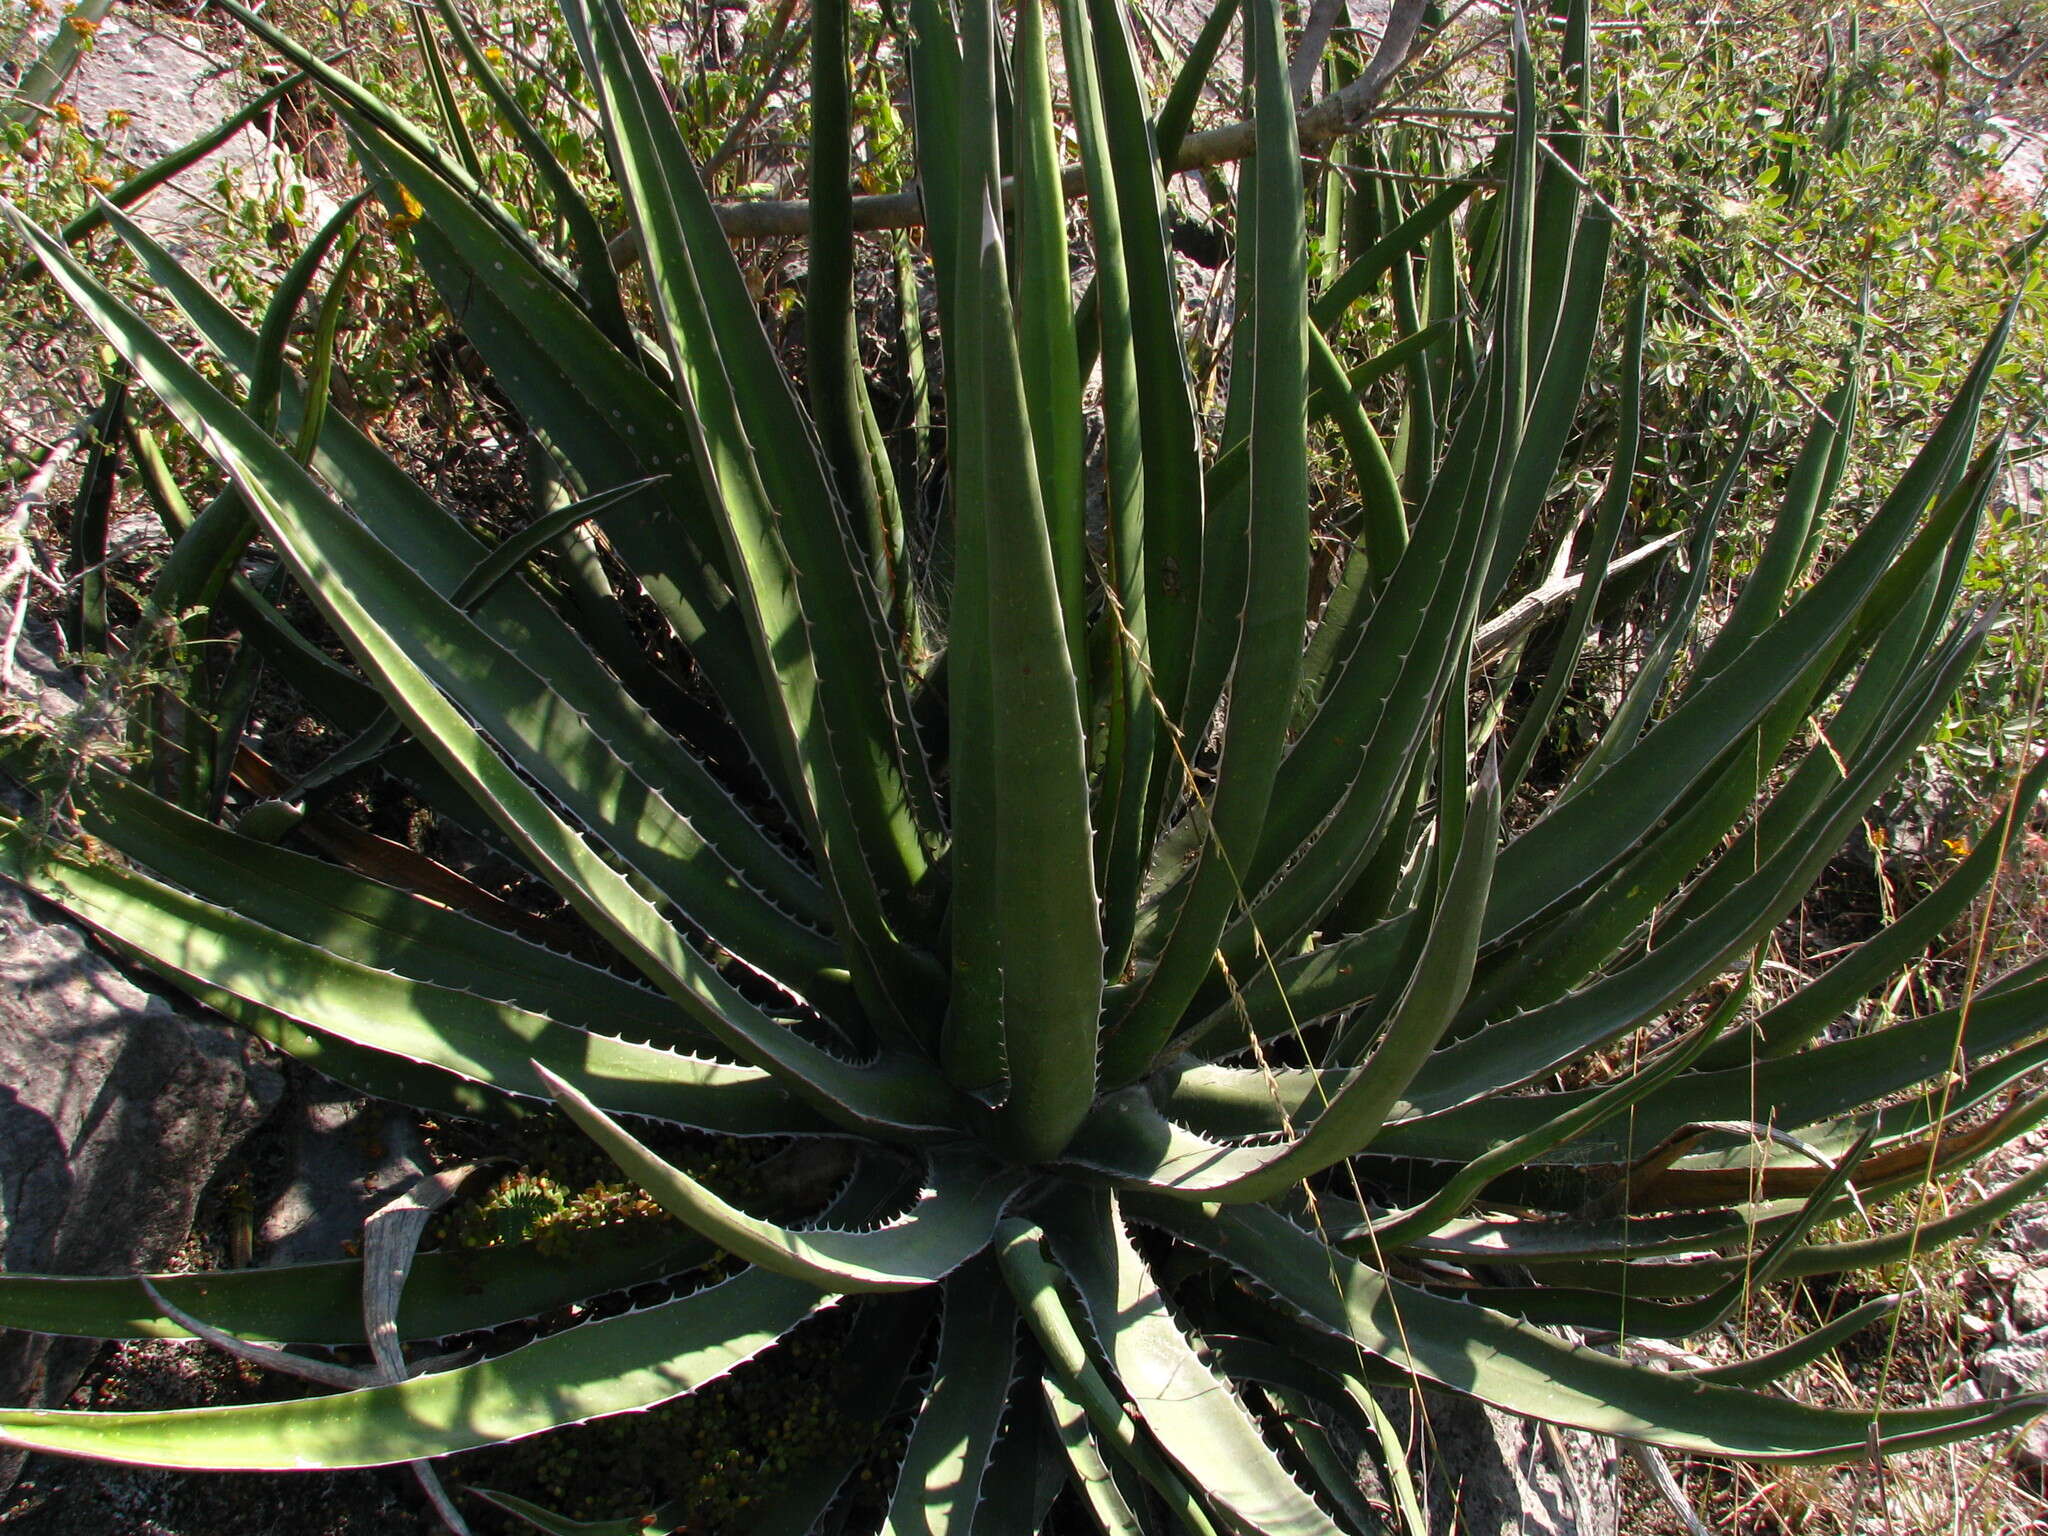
883 1266 1018 1536
1043 1193 1336 1536
0 1271 833 1469
8 207 959 1140
542 1067 1021 1292
0 828 825 1136
1104 0 1310 1078
1134 1199 2047 1461
941 0 1103 1161
0 1224 704 1346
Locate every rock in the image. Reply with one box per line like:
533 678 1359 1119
2011 1416 2048 1473
1 620 281 1486
2006 1210 2048 1254
2012 1269 2048 1334
1981 114 2047 205
1984 1248 2028 1283
1976 117 2048 536
257 1079 428 1267
1999 1362 2048 1473
0 620 94 801
1359 1388 1620 1536
1977 1333 2048 1398
48 14 335 260
0 880 282 1492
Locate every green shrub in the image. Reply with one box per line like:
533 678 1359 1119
3 0 2047 1531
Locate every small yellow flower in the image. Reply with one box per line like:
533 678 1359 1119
81 172 114 192
67 15 99 38
104 108 130 128
1944 837 1972 859
385 184 423 232
54 101 79 124
484 45 505 65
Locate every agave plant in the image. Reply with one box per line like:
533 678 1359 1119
3 0 2046 1530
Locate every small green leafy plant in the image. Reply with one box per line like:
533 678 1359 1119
3 0 2047 1531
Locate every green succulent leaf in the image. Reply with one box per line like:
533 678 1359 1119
472 1490 662 1536
942 0 1103 1161
6 207 958 1142
996 1222 1218 1533
0 1270 834 1470
91 200 842 954
1046 1193 1336 1536
566 0 938 988
1136 1199 2048 1461
1106 0 1311 1081
0 824 826 1136
541 1066 1023 1292
883 1265 1018 1536
0 1224 707 1345
1041 1381 1153 1536
70 772 703 1048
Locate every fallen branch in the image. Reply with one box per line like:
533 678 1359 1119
702 0 1431 239
2 421 89 689
1474 532 1683 665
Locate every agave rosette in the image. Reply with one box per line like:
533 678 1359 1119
2 0 2045 1529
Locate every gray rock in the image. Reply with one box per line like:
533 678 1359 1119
1976 118 2048 533
1984 1248 2028 1283
2012 1269 2048 1334
0 622 123 788
1982 114 2046 205
1990 1340 2048 1473
0 880 282 1491
257 1080 427 1267
1360 1387 1620 1536
1977 1332 2048 1398
2005 1209 2048 1254
2011 1422 2048 1472
49 15 335 260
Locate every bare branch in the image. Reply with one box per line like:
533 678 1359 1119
700 0 1434 240
3 419 89 688
1288 0 1349 104
1473 533 1682 665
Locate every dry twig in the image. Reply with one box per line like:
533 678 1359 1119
2 421 88 689
693 0 1432 239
